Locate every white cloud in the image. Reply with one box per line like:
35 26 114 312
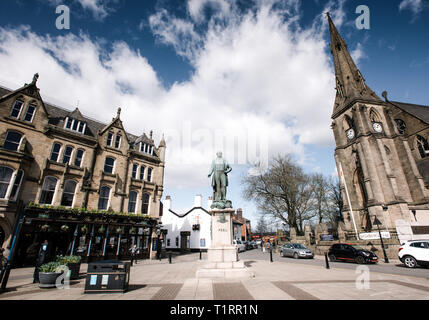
47 0 113 20
399 0 423 14
0 0 346 189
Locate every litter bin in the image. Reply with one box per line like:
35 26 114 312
84 260 130 294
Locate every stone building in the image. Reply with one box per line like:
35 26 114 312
328 14 429 243
232 209 251 242
0 74 166 263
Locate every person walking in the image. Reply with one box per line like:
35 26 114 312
33 240 49 283
130 245 138 266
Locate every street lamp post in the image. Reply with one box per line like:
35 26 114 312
373 215 389 264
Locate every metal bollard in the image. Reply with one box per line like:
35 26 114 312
325 252 330 269
199 250 202 260
168 252 172 264
270 247 273 263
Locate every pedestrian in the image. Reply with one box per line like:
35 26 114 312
33 240 49 283
130 245 138 266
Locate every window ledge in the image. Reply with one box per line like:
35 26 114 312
4 116 35 128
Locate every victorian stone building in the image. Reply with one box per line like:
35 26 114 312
0 74 166 263
328 14 429 242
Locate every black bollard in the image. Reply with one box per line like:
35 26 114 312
325 252 330 269
199 250 202 260
270 247 273 263
168 252 172 264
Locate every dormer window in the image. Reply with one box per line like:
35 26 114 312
107 132 113 147
24 105 36 122
10 100 24 119
64 117 86 134
139 142 154 155
115 134 121 149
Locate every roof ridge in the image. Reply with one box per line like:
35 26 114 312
390 100 429 108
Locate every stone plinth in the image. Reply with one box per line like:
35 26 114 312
196 208 253 279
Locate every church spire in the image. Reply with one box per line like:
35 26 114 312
327 13 381 118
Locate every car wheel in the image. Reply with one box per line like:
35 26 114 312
355 256 365 264
328 254 336 262
403 255 417 268
293 253 299 259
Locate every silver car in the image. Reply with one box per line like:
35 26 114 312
280 243 314 259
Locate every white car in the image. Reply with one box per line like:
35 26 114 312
398 240 429 268
233 239 246 252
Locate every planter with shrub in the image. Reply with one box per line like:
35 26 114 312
56 255 82 280
39 262 65 288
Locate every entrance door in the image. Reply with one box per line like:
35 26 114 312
180 235 188 250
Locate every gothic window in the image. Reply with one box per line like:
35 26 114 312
104 157 115 174
370 109 383 133
61 180 77 207
50 143 62 162
62 146 74 165
141 193 150 214
24 104 36 122
0 166 14 199
74 149 84 167
395 119 406 135
128 191 137 213
107 132 113 147
40 176 58 205
140 166 145 180
131 164 138 179
98 186 111 210
10 100 24 118
343 116 355 140
3 131 23 151
417 135 429 158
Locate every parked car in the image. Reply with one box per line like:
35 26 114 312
251 241 259 249
233 239 246 252
398 240 429 268
280 243 314 259
255 239 262 247
244 241 254 250
328 243 378 264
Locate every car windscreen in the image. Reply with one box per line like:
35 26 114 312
351 245 364 250
292 244 306 249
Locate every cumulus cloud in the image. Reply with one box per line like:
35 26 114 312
399 0 423 14
0 0 348 189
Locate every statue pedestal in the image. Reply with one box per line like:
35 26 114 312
196 208 253 279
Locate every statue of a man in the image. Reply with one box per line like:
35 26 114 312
208 151 232 201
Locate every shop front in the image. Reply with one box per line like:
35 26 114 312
14 205 157 267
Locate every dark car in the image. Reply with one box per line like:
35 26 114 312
328 243 378 264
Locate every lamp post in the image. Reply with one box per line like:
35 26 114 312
373 215 389 263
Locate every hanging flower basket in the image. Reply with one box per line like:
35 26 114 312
80 225 88 233
116 227 123 234
129 227 136 234
40 224 50 232
98 225 106 233
60 225 69 232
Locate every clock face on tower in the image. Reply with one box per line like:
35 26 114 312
372 122 383 133
346 128 355 140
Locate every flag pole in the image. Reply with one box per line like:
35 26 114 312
338 161 360 240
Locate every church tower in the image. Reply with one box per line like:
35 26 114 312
328 13 429 238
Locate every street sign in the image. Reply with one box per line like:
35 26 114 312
359 232 391 240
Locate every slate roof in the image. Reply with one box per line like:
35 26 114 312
0 84 158 155
389 101 429 125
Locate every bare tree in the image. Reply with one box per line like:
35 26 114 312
311 173 331 224
255 215 268 235
242 155 317 235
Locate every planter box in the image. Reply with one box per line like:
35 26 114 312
67 262 81 280
39 272 62 288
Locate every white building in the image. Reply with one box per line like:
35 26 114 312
161 195 212 251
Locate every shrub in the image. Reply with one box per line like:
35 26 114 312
56 255 82 264
40 262 63 273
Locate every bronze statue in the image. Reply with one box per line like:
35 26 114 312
208 151 232 209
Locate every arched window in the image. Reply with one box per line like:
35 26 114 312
40 176 58 205
9 170 24 201
74 149 84 167
104 157 115 174
10 100 24 118
147 168 153 182
98 186 111 210
61 180 77 207
395 119 406 135
141 193 150 214
115 134 122 149
62 146 74 165
370 109 383 133
0 166 14 199
128 191 137 213
140 166 145 180
50 142 62 162
24 104 36 122
3 131 23 151
417 135 429 158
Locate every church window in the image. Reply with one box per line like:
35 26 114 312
395 119 406 135
417 135 429 158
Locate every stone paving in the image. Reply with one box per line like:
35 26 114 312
1 253 429 300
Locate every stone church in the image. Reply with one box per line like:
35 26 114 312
328 14 429 243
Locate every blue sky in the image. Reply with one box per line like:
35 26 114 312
0 0 428 227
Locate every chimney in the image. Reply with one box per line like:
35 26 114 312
164 195 171 210
207 196 213 209
237 208 243 220
194 194 202 207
